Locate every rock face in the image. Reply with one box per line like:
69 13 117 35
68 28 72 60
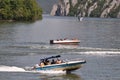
50 0 120 18
51 0 70 16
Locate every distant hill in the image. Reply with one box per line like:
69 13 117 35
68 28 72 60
50 0 120 18
36 0 58 14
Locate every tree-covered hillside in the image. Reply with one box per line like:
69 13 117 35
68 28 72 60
0 0 42 21
51 0 120 18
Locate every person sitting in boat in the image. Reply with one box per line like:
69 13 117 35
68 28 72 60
56 59 62 64
60 39 63 41
39 62 45 67
51 59 55 64
72 38 78 40
44 59 51 65
64 38 67 40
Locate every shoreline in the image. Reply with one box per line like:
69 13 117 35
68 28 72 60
0 20 15 22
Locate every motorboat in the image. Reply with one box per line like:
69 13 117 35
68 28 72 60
25 55 86 73
50 39 80 44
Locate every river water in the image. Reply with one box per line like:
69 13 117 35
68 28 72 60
0 15 120 80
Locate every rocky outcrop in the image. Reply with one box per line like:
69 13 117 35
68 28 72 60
101 0 120 18
50 0 120 18
87 2 97 17
50 0 70 16
71 0 78 6
50 4 58 16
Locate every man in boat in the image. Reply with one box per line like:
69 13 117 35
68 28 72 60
51 59 55 64
39 62 45 67
56 59 62 64
44 59 51 65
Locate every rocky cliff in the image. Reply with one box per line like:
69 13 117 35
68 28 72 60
50 0 120 18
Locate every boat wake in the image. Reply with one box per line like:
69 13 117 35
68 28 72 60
70 51 120 55
0 65 66 74
30 44 120 51
30 44 79 49
0 65 25 72
8 42 120 51
6 44 120 56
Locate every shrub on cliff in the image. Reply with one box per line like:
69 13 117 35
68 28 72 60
0 0 42 21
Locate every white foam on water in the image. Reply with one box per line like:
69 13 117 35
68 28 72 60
30 45 120 51
30 44 79 49
0 65 66 74
73 51 120 55
0 65 25 72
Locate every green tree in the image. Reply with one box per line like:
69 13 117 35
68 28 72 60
0 0 42 21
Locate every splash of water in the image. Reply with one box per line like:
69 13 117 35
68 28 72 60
0 65 66 74
0 65 25 72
